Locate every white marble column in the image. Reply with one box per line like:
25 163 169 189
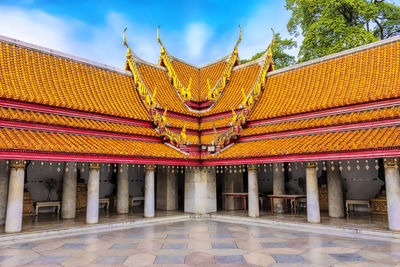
306 162 320 223
223 171 243 210
184 167 216 214
61 162 77 219
384 158 400 231
273 163 285 213
86 163 100 224
144 165 156 218
156 166 178 211
117 164 129 214
5 160 26 233
327 161 344 218
0 160 9 225
248 165 259 217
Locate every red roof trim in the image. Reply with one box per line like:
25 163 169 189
248 97 400 127
0 150 200 165
239 117 400 142
201 148 400 165
0 98 154 127
0 120 162 143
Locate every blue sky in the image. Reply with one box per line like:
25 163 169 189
0 0 398 68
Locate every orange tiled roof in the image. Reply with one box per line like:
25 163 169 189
200 117 232 130
170 59 228 102
0 127 190 159
206 126 400 159
2 35 400 162
0 41 150 121
199 61 228 101
0 107 158 137
138 64 197 116
203 64 261 116
171 60 199 100
166 117 199 130
250 41 400 120
242 106 400 136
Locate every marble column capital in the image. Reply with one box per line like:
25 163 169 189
305 162 317 168
9 160 26 169
88 163 100 170
385 158 399 168
247 164 258 171
145 164 156 171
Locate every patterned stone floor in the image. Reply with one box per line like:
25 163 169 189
0 220 400 266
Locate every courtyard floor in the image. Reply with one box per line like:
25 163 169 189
0 219 400 266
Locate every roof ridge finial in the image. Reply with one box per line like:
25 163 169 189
234 25 242 51
157 25 164 47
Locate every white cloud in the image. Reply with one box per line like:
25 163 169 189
184 22 213 60
0 5 159 68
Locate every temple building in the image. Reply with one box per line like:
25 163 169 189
0 26 399 235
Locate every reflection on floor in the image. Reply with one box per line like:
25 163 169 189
0 220 399 266
215 209 390 232
0 207 185 234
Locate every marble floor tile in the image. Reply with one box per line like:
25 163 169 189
60 243 88 249
123 253 156 266
94 255 127 264
272 254 306 263
329 253 367 262
110 243 138 249
212 242 237 249
214 254 246 264
1 219 400 267
162 243 187 249
29 255 68 264
154 255 185 264
244 252 276 266
185 252 214 265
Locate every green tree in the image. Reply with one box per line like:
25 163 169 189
286 0 400 62
240 33 297 69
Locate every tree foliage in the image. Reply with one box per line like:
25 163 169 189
286 0 400 62
240 33 297 69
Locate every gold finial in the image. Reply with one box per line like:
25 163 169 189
157 25 163 47
267 28 276 60
235 25 242 49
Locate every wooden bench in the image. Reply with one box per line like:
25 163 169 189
35 201 60 216
99 198 110 210
346 199 370 213
131 196 144 207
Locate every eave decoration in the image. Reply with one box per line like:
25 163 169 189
157 26 192 101
207 25 241 102
211 29 275 152
123 28 188 148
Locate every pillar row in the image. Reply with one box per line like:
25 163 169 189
272 163 285 213
384 158 400 231
62 162 77 219
327 161 344 218
5 160 26 233
0 160 9 225
306 162 320 223
117 164 129 214
86 163 100 224
248 165 259 217
184 167 216 214
144 165 156 218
